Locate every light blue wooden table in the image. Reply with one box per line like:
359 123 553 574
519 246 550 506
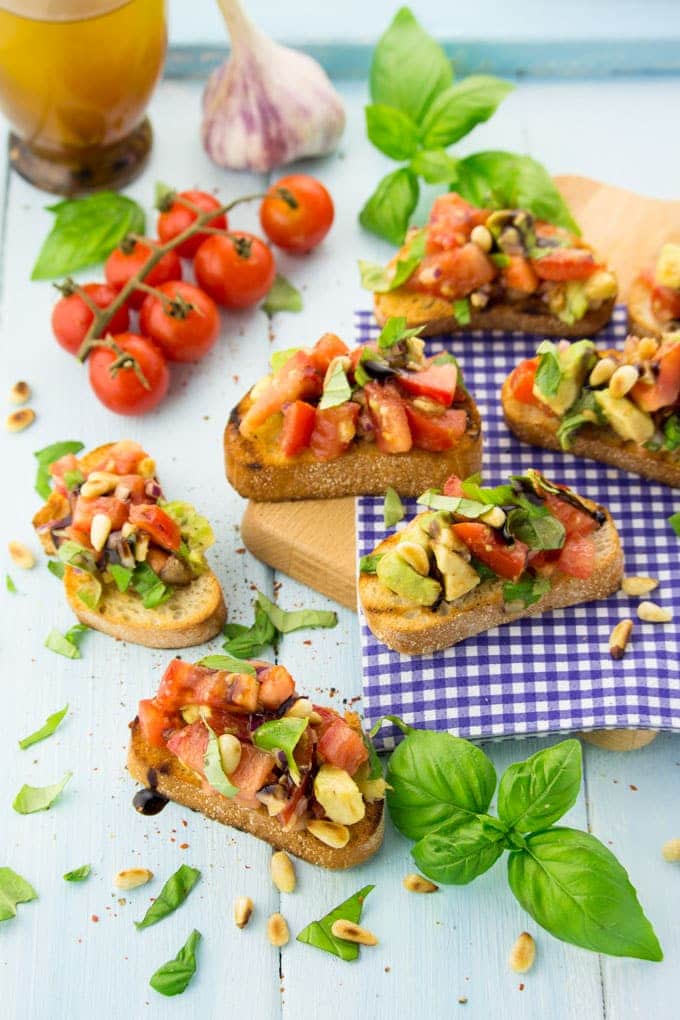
2 10 680 1019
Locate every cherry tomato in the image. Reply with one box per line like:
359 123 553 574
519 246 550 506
194 232 275 309
398 362 458 406
139 281 220 363
279 400 317 456
88 333 169 415
309 403 360 461
105 239 182 309
51 283 129 355
129 503 181 551
157 190 228 258
260 175 334 254
364 381 412 454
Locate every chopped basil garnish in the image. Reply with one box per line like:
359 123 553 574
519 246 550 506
252 717 308 784
129 562 172 609
149 929 201 997
33 440 84 500
261 274 302 317
491 252 510 268
297 885 375 961
223 607 277 657
270 346 302 373
359 553 384 574
18 704 68 750
76 575 101 609
203 718 239 798
6 574 17 593
109 564 132 592
135 864 200 930
57 539 97 573
13 771 72 814
470 557 496 582
663 413 680 452
63 469 84 491
318 359 352 410
461 476 515 506
534 340 562 398
63 865 90 882
376 316 425 350
505 507 565 551
255 590 337 635
417 489 489 518
669 512 680 537
45 624 89 659
0 868 37 921
47 559 65 579
197 653 256 675
452 297 471 325
383 486 405 528
359 229 426 293
503 576 551 608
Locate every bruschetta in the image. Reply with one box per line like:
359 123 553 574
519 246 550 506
359 470 622 655
225 327 482 501
502 334 680 487
32 440 226 648
128 656 385 868
367 192 617 338
628 243 680 338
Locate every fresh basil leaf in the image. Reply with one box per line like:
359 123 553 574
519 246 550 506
383 487 405 528
369 7 452 124
31 192 145 280
223 607 276 657
358 260 394 292
135 864 200 930
663 413 680 452
669 511 680 537
13 771 72 814
197 654 256 675
460 478 515 506
412 813 506 885
261 274 302 316
270 347 302 373
359 167 419 246
45 624 88 659
63 864 91 882
376 316 424 349
18 704 68 750
252 717 308 784
385 729 497 840
34 440 84 499
297 885 374 961
508 828 663 961
416 490 489 518
410 149 459 184
359 229 426 293
6 574 17 593
47 559 66 580
365 103 420 160
420 76 513 149
505 507 565 551
470 556 496 582
57 540 97 574
498 739 581 833
491 252 510 268
557 412 588 449
63 469 84 491
359 553 384 574
109 564 132 592
150 929 201 997
361 730 383 781
76 575 101 610
452 298 471 325
130 562 171 609
0 868 37 921
318 360 352 410
255 590 337 635
203 719 239 798
502 576 550 608
534 340 562 398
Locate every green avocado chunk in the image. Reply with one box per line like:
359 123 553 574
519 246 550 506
594 391 655 444
376 550 441 606
535 339 595 416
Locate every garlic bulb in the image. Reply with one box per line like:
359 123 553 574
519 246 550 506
202 0 346 173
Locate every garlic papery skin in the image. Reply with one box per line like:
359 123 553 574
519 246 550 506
202 0 346 173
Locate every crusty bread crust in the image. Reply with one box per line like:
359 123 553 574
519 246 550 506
127 721 385 869
501 377 680 487
224 391 483 501
359 504 623 655
374 288 615 338
627 277 680 339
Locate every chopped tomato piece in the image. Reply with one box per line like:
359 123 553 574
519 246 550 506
507 357 541 406
349 343 378 377
652 284 680 322
527 548 561 578
532 248 599 281
309 402 360 461
364 381 412 454
555 534 595 579
72 495 129 533
279 400 316 456
137 698 180 749
156 659 260 713
443 475 464 497
231 743 276 808
257 665 296 710
404 405 466 451
632 339 680 412
240 351 323 437
129 503 181 551
543 493 597 537
453 522 528 581
113 474 147 503
398 361 457 406
503 255 539 293
61 525 94 550
426 193 488 252
317 716 368 776
166 720 209 775
411 243 496 300
92 440 147 474
49 453 80 493
308 333 350 372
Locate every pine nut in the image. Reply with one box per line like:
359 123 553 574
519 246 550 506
286 697 313 719
637 336 659 361
608 364 639 399
234 895 254 928
218 733 241 775
508 931 536 973
637 601 673 623
90 513 112 552
470 290 488 309
267 912 290 947
8 541 36 570
137 457 156 479
396 541 430 575
80 471 119 498
662 839 680 862
609 619 633 660
306 819 350 848
6 408 35 432
621 576 659 597
330 919 378 946
270 851 296 893
470 224 492 252
588 357 617 387
134 533 149 562
114 867 153 890
403 873 438 894
9 381 30 405
480 506 506 529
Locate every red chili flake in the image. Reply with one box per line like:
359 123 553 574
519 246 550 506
303 640 312 646
518 983 525 992
91 915 99 923
630 784 638 791
179 843 189 850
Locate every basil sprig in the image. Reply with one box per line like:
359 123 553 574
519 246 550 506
135 864 200 930
297 886 374 961
0 868 37 922
379 725 662 961
149 929 201 997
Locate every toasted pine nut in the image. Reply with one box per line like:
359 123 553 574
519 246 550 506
90 513 112 552
270 851 296 893
637 601 673 623
218 733 241 775
470 290 488 309
330 919 378 946
114 867 153 890
8 541 36 570
608 364 639 399
306 819 350 849
588 357 617 387
9 381 30 405
286 697 313 719
134 533 149 562
403 873 438 894
609 619 633 660
234 895 254 928
267 912 289 947
621 576 659 597
396 541 430 575
309 710 323 725
80 471 119 498
509 932 536 973
662 839 680 862
480 506 506 529
638 336 659 361
137 457 156 479
470 224 492 252
6 408 35 432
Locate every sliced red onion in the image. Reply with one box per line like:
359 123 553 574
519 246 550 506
145 480 163 500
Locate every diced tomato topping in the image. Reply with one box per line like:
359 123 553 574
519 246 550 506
398 361 457 406
411 243 496 299
443 474 465 497
453 522 528 581
532 248 599 281
317 716 368 776
652 284 680 321
426 193 488 252
631 338 680 412
72 495 129 533
257 665 296 710
61 525 94 550
113 474 147 503
279 400 316 456
203 708 252 742
137 698 181 749
403 405 466 451
231 744 276 808
364 381 412 454
92 440 147 474
555 534 595 579
49 454 80 492
240 352 323 436
309 402 360 461
156 659 260 713
543 493 598 537
507 357 541 406
308 333 350 372
527 548 561 578
128 503 181 551
503 255 540 293
166 721 209 775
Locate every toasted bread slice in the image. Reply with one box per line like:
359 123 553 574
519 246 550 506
127 720 385 869
374 287 615 338
627 276 680 339
225 392 482 502
501 377 680 487
359 505 623 655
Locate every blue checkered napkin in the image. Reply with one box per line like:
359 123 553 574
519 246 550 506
354 306 680 750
